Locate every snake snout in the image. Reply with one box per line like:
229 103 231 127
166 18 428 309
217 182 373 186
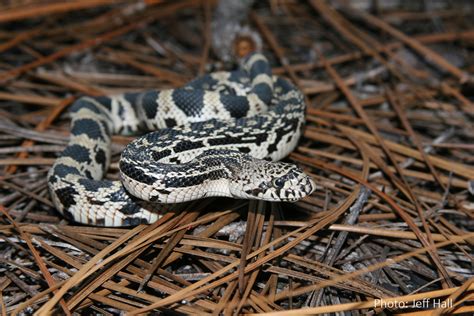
274 165 316 202
231 160 316 202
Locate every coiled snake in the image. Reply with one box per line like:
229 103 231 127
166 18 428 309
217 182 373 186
48 53 315 226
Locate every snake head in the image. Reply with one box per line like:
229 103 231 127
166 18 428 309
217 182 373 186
229 158 316 202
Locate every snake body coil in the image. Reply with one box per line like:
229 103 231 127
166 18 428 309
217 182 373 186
48 53 315 226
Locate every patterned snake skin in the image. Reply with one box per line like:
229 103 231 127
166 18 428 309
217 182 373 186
48 53 315 226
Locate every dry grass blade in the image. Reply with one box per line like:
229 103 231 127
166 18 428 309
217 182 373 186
0 1 127 23
252 282 474 315
341 6 469 82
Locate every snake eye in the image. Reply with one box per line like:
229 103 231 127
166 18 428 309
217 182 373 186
272 177 285 188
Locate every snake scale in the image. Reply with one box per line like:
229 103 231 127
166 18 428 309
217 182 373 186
48 53 315 226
